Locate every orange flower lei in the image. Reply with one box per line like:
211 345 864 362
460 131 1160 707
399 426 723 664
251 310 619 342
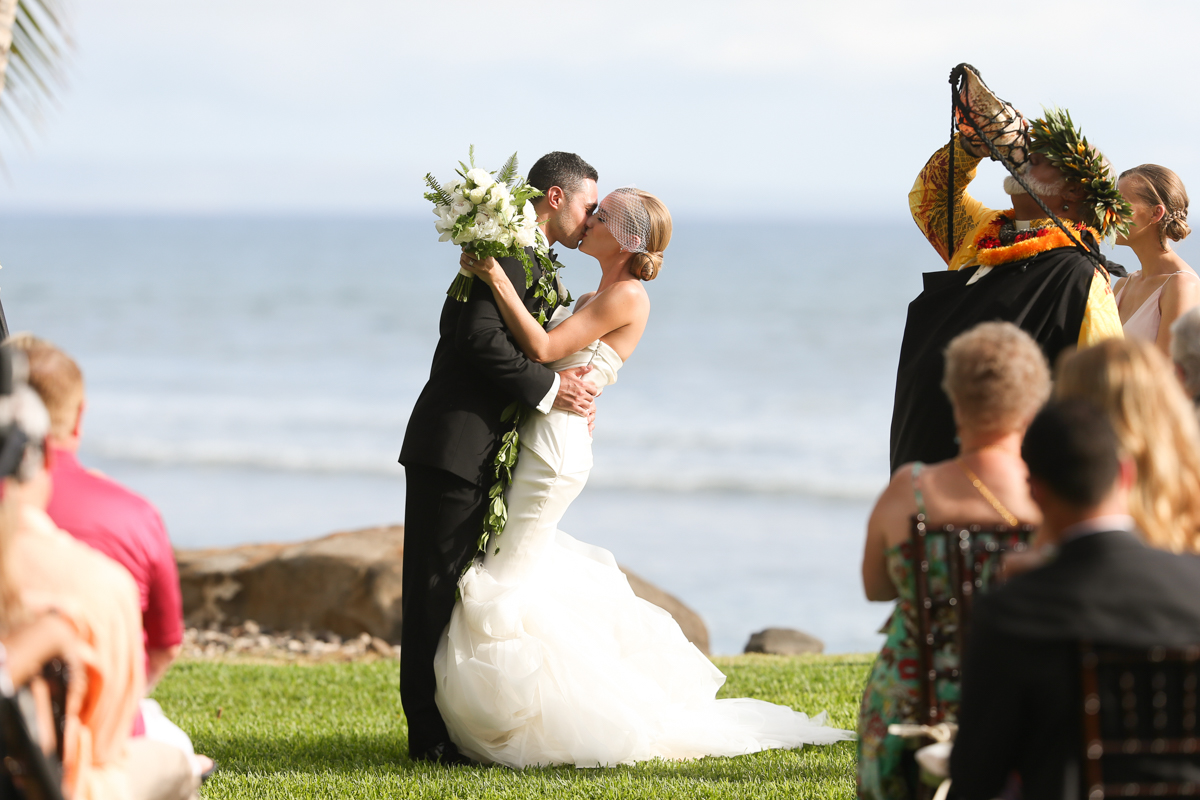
974 211 1097 267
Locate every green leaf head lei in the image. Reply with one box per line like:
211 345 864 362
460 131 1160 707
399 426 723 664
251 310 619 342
1027 108 1132 240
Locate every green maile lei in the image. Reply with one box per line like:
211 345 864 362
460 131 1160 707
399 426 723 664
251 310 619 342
476 241 571 563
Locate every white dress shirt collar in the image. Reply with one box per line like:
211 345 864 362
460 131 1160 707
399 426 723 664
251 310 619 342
1060 515 1136 543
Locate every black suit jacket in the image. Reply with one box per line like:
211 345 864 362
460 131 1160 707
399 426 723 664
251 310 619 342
400 248 561 485
950 530 1200 800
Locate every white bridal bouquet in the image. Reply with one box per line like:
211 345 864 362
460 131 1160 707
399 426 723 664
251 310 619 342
424 147 559 317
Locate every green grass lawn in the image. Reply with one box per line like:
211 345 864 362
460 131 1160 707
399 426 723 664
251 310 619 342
153 654 871 799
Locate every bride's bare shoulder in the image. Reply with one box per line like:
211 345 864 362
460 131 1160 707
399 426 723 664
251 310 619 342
605 279 650 305
580 280 649 314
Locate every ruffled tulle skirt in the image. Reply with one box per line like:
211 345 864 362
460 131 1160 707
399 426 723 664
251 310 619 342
433 528 852 768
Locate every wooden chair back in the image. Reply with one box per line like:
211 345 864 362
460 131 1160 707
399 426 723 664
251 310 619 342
0 659 70 800
1080 643 1200 799
0 692 65 800
910 515 1036 725
41 660 67 764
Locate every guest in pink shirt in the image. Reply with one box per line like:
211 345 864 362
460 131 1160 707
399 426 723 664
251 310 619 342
46 448 182 684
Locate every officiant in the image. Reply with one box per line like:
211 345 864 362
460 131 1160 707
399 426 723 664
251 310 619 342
890 65 1128 473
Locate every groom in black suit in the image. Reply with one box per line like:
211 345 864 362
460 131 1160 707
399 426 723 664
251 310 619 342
950 400 1200 800
398 152 600 763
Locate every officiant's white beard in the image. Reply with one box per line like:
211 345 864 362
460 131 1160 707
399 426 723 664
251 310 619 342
1003 163 1067 197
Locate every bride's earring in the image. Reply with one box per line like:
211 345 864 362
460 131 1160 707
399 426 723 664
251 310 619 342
1062 203 1070 211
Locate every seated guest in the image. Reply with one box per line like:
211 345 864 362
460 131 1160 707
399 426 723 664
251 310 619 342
2 366 197 800
1055 338 1200 553
1 517 86 787
950 399 1200 800
8 335 210 776
8 335 184 689
859 321 1048 800
1170 305 1200 418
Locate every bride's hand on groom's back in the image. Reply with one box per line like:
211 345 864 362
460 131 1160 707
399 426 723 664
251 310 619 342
554 365 599 419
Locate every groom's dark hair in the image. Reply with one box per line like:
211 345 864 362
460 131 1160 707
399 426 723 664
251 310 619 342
528 152 598 199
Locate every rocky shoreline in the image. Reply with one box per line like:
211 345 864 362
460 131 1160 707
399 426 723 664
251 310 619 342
176 527 827 660
176 525 712 659
181 620 400 662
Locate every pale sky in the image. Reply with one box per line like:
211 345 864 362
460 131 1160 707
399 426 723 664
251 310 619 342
2 0 1198 218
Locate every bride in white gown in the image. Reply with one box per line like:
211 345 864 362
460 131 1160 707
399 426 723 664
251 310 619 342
436 188 853 768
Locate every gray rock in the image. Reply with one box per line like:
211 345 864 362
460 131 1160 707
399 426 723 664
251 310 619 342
620 566 710 655
177 525 710 654
178 526 406 642
743 627 825 655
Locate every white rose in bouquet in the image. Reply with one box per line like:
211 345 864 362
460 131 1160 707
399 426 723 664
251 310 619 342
488 183 511 209
466 168 494 189
514 225 538 249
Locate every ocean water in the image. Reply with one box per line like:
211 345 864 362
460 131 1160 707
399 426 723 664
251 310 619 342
2 214 1132 655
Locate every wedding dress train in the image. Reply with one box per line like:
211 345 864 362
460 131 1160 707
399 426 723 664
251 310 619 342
433 339 853 768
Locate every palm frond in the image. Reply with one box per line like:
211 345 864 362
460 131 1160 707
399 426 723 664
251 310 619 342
496 152 519 186
0 0 71 147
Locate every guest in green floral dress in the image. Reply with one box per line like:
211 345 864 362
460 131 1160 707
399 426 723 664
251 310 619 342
858 322 1051 800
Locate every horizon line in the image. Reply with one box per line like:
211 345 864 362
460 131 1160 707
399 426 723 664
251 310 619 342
0 209 919 226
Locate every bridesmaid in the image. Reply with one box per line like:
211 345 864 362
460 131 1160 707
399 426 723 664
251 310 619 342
1113 164 1200 354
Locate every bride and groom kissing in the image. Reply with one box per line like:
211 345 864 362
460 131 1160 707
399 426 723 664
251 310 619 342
398 151 852 769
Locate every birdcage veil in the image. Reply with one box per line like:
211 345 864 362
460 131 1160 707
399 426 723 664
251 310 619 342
602 186 651 254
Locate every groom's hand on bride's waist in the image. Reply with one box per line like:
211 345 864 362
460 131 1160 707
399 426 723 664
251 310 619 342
553 365 600 418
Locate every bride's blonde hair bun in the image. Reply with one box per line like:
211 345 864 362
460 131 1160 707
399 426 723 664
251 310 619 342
631 250 663 281
624 191 672 281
